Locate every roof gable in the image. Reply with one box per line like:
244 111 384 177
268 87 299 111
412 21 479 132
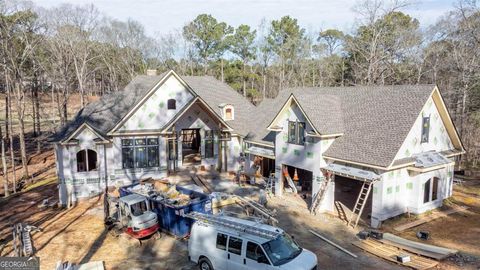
267 93 344 136
182 76 256 136
109 70 197 134
390 87 464 166
52 73 169 142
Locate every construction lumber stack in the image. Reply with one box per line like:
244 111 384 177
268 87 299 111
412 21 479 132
353 238 439 270
380 233 457 260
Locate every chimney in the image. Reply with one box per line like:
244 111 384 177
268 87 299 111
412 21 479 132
146 69 158 76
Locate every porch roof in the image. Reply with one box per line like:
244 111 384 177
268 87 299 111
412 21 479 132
322 163 380 181
245 146 275 159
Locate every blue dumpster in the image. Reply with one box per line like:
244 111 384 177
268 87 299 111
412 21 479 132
119 183 212 237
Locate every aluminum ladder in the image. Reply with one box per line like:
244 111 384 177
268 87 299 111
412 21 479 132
310 176 332 215
348 181 374 228
265 173 276 196
184 212 281 240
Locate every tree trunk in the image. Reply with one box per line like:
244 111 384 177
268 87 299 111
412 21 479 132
5 95 9 141
34 77 41 154
262 66 267 99
79 81 85 108
1 125 8 197
14 82 29 179
242 61 247 97
203 58 208 75
7 88 16 193
221 58 224 83
31 86 37 137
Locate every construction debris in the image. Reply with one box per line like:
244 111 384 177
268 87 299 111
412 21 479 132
12 223 41 257
309 230 358 258
353 239 438 269
416 231 430 240
235 195 278 225
210 192 237 209
394 206 469 232
380 233 457 260
124 182 191 207
191 175 212 193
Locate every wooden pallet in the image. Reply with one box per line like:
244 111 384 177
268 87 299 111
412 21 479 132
352 239 438 270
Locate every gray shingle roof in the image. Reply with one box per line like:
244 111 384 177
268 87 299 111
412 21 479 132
280 85 435 168
182 76 256 136
52 69 436 169
51 73 168 142
245 89 345 145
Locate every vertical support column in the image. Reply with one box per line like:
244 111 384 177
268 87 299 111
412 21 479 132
274 164 283 196
217 125 223 172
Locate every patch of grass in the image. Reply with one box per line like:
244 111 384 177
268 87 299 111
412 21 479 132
24 176 57 191
0 176 57 203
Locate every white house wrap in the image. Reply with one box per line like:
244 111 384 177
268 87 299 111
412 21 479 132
51 70 464 227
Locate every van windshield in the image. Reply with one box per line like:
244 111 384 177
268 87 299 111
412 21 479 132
130 201 148 216
262 233 302 266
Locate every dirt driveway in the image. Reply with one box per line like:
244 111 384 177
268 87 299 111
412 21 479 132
1 165 479 269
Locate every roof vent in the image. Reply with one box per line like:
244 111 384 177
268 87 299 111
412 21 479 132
146 69 158 76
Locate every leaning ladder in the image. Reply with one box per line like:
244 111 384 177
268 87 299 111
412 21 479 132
310 176 332 215
347 181 374 228
265 173 276 196
183 212 281 240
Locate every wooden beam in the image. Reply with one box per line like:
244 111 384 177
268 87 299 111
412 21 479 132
309 230 358 258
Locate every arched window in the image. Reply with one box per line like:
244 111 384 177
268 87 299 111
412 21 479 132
225 108 232 120
224 105 234 120
76 149 98 172
167 99 176 110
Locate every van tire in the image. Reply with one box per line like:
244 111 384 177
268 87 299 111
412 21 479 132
198 257 213 270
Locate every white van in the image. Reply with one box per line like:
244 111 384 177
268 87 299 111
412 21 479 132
188 214 318 270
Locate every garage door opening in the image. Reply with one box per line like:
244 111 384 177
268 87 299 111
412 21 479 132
283 165 313 205
334 175 372 224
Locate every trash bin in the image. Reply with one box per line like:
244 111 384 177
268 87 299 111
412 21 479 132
119 184 212 237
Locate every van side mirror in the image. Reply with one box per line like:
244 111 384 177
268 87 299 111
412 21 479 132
257 255 269 264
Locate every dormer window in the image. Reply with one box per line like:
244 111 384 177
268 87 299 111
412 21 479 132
223 105 234 121
167 99 176 110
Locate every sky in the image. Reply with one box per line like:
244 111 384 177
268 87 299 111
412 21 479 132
32 0 458 36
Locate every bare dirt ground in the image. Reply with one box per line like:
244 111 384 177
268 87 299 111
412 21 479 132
383 178 480 270
1 147 480 269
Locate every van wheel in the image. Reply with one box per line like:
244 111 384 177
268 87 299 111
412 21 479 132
198 257 213 270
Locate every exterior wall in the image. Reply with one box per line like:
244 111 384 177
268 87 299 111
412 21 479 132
365 95 458 227
394 96 454 160
226 136 242 172
370 163 454 227
56 103 242 205
273 102 335 212
57 127 110 204
119 76 194 131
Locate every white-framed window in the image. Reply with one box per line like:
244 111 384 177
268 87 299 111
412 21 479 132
223 105 234 121
76 149 98 172
287 121 305 145
121 138 159 169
